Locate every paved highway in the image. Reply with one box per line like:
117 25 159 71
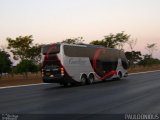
0 71 160 116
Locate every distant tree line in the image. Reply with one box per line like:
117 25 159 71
0 50 12 78
62 32 160 67
0 32 159 79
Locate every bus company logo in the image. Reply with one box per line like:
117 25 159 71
69 58 86 65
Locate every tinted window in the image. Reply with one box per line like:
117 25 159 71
64 45 95 57
97 49 118 74
42 54 61 68
42 44 60 55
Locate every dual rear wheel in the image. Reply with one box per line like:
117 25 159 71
81 74 94 85
62 71 122 86
114 71 123 80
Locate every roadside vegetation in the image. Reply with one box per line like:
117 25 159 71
0 32 160 87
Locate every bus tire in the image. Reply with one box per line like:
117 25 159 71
81 74 87 85
118 71 122 80
88 74 94 84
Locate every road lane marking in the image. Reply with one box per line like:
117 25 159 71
0 70 160 89
0 83 48 89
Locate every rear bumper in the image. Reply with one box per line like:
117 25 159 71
43 76 65 83
42 74 79 85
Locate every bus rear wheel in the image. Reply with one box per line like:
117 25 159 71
88 74 94 84
117 71 122 80
81 75 87 85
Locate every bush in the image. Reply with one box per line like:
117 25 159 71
15 60 38 75
138 57 160 66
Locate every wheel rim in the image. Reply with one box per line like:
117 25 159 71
89 77 94 84
81 77 86 85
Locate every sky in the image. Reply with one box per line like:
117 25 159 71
0 0 160 58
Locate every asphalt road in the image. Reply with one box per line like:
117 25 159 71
0 71 160 118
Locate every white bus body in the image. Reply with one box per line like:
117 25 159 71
41 43 128 86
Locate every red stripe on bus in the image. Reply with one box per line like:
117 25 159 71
93 48 116 81
44 44 70 77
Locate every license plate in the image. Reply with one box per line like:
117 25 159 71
46 72 50 76
50 75 54 77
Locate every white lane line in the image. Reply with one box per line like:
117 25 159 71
0 70 160 89
129 70 160 75
0 83 48 89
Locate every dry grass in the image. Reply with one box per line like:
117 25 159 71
0 73 42 87
0 65 160 88
128 64 160 73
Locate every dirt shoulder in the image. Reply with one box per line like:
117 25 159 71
128 65 160 73
0 65 160 88
0 73 42 88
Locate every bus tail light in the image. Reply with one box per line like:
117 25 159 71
42 69 44 77
61 67 64 76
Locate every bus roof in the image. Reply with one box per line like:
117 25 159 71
42 43 120 51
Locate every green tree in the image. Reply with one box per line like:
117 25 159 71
26 44 41 64
15 59 38 79
125 51 142 66
6 35 41 78
7 35 33 60
7 35 41 62
138 54 160 66
0 50 12 76
90 32 130 49
62 37 84 44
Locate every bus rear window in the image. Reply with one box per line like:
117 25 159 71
42 44 60 55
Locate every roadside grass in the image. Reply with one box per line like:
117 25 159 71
0 64 160 87
0 73 42 87
128 64 160 73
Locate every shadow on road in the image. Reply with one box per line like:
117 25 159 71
44 78 128 91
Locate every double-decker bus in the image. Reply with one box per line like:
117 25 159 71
41 43 128 86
